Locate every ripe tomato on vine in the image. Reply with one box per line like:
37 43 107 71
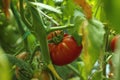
47 31 83 66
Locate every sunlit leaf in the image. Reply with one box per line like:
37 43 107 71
26 33 37 53
62 0 75 18
29 2 62 14
80 18 105 79
0 48 11 80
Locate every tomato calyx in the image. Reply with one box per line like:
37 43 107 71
48 31 64 44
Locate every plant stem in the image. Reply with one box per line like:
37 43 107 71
19 0 32 30
30 6 50 64
47 24 74 34
66 64 84 80
48 64 62 80
39 10 59 26
11 2 29 51
29 44 40 63
30 5 62 80
10 3 25 35
103 24 110 79
94 0 102 17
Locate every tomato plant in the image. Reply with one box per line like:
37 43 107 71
0 0 120 80
48 32 82 66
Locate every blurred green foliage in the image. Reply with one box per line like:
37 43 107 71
0 0 120 80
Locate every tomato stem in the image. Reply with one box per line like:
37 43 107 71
10 2 30 52
48 64 62 80
19 0 32 30
67 64 84 79
30 5 62 79
39 10 59 26
30 6 50 64
29 44 40 63
10 3 26 35
102 25 111 78
46 24 74 34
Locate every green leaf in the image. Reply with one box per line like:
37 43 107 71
6 54 33 80
0 48 11 80
91 70 103 80
103 0 120 33
68 77 80 80
112 53 120 80
55 66 71 79
80 18 105 79
55 63 79 80
62 0 76 18
68 10 85 45
29 2 62 14
26 33 37 53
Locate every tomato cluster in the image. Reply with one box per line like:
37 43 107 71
47 31 83 66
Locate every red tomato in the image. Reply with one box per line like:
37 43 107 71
110 35 120 52
48 33 82 66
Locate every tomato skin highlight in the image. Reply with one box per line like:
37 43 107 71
48 34 82 66
110 35 120 52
